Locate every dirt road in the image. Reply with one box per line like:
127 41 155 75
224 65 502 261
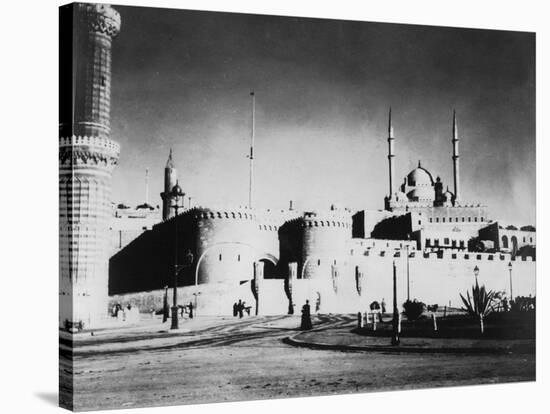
60 315 535 411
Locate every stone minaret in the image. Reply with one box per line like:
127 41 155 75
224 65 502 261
451 110 461 205
387 107 395 199
59 4 121 329
161 149 178 220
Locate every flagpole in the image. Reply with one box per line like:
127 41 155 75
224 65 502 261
248 91 255 209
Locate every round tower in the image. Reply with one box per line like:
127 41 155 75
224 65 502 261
59 4 121 329
301 206 352 280
194 207 260 285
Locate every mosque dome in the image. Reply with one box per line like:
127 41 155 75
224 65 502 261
407 162 434 187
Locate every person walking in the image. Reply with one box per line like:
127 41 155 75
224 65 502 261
301 300 312 330
162 286 169 323
189 301 194 319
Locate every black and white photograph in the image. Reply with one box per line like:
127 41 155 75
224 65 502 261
54 0 540 411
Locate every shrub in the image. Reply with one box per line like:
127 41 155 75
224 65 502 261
460 280 498 333
402 300 425 321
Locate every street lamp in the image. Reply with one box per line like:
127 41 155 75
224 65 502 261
170 181 186 330
473 265 479 283
405 243 410 301
391 260 400 346
508 261 513 300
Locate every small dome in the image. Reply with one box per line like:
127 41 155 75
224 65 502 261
171 181 184 196
407 164 434 187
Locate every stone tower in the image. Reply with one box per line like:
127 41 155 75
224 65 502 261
161 149 178 221
451 110 461 205
59 3 121 329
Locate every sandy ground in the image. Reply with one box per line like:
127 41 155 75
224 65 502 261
60 314 535 411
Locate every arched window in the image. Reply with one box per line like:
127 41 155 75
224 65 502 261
511 236 518 255
502 235 508 249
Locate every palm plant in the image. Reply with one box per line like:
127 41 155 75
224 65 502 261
460 280 497 334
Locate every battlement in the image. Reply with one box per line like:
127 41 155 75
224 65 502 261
359 248 535 262
302 208 352 229
194 206 257 221
59 135 120 154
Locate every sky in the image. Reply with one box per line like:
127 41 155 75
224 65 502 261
108 5 535 225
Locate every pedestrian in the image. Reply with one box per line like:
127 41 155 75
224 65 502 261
238 299 244 318
189 301 194 319
162 286 169 323
301 300 312 330
233 302 238 317
381 298 386 314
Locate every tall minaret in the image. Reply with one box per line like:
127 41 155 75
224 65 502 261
161 149 178 220
59 4 121 329
452 110 461 205
387 107 395 199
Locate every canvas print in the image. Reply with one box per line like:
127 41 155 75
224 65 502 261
59 2 536 411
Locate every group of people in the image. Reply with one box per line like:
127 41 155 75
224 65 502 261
162 301 194 322
233 300 251 318
111 303 140 323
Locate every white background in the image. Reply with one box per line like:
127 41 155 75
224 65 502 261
0 0 547 413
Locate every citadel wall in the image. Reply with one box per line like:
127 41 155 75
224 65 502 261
109 204 535 316
301 208 352 280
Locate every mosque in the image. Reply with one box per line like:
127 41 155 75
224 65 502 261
108 109 536 316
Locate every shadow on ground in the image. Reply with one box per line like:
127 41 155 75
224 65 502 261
35 392 58 406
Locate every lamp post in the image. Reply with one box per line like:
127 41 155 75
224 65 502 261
406 244 410 301
474 265 479 284
170 182 185 330
391 260 400 346
508 261 513 300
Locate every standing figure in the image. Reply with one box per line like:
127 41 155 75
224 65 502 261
189 301 194 319
163 286 169 323
301 300 312 330
381 298 387 314
233 302 238 317
238 300 244 318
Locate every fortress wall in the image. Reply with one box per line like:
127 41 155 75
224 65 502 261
301 211 352 280
255 223 281 262
110 280 257 316
289 266 369 314
258 279 287 315
352 252 535 310
109 251 535 316
195 208 261 284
